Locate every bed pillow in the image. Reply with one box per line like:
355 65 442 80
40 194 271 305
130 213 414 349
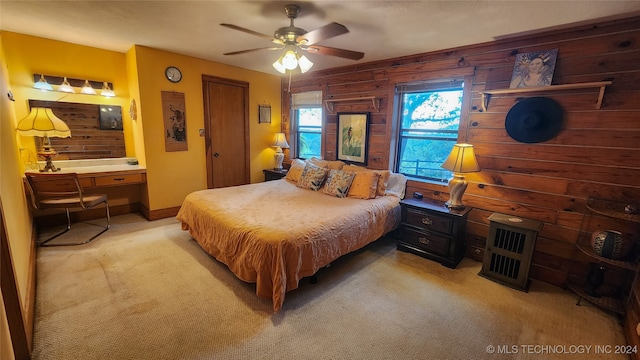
297 163 329 191
342 165 390 197
308 157 345 170
385 173 408 199
347 170 380 199
285 159 306 182
322 169 356 198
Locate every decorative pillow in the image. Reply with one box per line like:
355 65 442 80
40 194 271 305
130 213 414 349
308 157 345 170
347 170 380 199
297 163 329 191
375 170 391 196
342 165 390 197
385 173 408 199
322 170 355 198
307 157 329 168
285 159 306 182
326 160 345 170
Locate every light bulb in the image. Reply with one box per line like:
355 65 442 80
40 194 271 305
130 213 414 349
100 82 115 97
58 77 75 93
272 58 286 74
298 55 313 73
80 80 96 95
282 50 298 70
34 74 53 91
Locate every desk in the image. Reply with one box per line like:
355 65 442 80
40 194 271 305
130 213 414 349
25 163 147 226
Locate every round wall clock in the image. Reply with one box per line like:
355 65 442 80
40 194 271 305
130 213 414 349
165 66 182 83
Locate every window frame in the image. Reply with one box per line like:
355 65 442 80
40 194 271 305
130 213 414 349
289 91 324 160
292 107 323 159
391 76 473 183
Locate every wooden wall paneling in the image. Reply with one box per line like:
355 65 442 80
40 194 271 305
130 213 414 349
28 100 126 160
283 15 640 344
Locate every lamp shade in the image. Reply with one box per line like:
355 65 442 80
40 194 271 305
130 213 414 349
33 74 53 91
16 108 71 138
272 133 290 149
441 143 479 173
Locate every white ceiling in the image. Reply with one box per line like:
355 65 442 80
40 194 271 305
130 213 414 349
2 1 640 75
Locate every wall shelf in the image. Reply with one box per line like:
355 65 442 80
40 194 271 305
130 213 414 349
324 96 380 113
480 81 612 111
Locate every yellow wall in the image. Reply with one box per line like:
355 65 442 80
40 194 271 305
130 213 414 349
1 32 37 357
132 45 282 210
1 32 133 168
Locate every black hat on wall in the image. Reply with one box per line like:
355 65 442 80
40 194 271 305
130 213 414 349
505 97 563 143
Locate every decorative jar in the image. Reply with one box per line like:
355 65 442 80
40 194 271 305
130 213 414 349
590 230 633 260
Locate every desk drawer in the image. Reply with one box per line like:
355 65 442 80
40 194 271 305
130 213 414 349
404 207 452 234
402 227 449 256
93 173 145 187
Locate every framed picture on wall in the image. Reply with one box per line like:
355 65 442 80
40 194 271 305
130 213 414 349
509 49 558 88
161 91 188 152
259 104 271 124
99 105 123 130
337 112 369 165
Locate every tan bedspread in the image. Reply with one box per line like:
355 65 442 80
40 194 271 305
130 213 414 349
176 179 401 312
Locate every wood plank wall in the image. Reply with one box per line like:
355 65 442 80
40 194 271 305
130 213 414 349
29 100 126 160
281 16 640 350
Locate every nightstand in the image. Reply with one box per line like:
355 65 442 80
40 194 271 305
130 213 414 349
397 198 471 268
263 168 288 181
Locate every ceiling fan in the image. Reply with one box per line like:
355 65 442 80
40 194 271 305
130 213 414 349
221 4 364 73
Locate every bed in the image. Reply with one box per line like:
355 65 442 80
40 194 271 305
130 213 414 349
176 163 406 312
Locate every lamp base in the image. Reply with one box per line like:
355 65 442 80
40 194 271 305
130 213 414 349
445 174 468 210
38 148 60 172
274 151 284 171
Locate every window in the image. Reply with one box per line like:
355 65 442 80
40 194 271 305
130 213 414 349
291 91 323 159
395 80 464 182
295 108 322 158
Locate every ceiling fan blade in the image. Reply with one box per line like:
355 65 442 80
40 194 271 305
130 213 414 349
304 45 364 60
297 22 349 45
223 47 281 56
220 23 284 45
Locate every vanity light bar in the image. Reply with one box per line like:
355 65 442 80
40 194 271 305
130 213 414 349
33 74 114 97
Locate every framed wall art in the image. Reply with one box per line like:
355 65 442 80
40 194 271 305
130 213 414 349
337 112 369 165
99 105 123 130
259 104 271 124
161 91 187 152
509 49 558 88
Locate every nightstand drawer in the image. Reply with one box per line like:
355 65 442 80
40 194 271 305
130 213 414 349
402 227 449 256
404 207 452 234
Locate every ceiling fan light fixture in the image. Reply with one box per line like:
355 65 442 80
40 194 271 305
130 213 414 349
282 50 298 70
298 55 313 73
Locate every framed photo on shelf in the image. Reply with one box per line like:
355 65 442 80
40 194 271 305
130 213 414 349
337 112 369 165
99 105 123 130
259 104 271 124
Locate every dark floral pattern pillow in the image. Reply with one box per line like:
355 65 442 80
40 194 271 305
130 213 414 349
297 163 328 191
322 170 355 198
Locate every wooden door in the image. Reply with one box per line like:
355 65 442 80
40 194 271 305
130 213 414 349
202 76 250 188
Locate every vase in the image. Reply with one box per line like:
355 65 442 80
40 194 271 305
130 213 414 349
590 230 633 260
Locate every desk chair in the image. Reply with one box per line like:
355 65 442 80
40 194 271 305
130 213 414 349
25 172 110 247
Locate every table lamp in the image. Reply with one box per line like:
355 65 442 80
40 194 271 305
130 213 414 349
271 132 289 170
440 143 480 209
16 107 71 172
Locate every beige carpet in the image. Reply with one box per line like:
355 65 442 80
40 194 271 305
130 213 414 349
32 213 628 360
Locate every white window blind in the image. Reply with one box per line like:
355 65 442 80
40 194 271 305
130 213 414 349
291 91 322 108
